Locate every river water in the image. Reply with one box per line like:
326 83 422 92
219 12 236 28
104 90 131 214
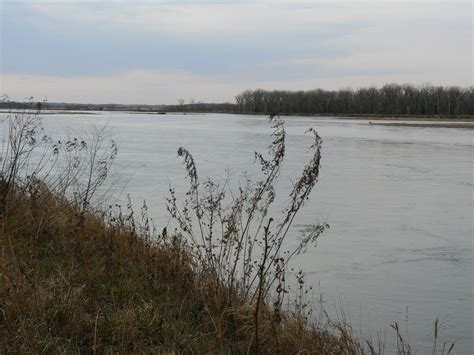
9 111 474 353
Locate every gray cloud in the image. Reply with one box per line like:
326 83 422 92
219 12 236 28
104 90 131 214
1 0 471 103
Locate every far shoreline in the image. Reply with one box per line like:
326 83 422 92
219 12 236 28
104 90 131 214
234 112 474 122
2 108 474 126
368 122 474 129
0 110 97 115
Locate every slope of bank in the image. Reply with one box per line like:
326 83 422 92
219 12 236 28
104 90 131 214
0 183 362 354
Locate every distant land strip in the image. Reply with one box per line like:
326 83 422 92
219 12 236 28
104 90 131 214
2 84 473 120
368 122 474 129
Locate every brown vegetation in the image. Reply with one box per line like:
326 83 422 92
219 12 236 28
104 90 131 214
0 181 358 353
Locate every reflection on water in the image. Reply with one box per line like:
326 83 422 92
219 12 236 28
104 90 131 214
4 112 473 353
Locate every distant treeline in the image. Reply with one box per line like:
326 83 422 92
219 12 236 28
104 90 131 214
235 84 474 116
163 102 237 113
0 100 237 114
2 84 473 116
0 100 166 112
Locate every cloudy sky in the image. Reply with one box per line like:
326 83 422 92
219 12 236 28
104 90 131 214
1 0 472 104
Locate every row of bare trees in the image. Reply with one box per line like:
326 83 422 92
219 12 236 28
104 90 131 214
235 84 474 116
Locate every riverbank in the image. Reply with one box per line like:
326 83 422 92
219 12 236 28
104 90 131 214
0 110 96 115
2 106 474 121
238 112 474 121
0 183 365 353
330 113 474 122
368 122 474 129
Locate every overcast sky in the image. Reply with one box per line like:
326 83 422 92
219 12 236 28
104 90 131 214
1 0 472 104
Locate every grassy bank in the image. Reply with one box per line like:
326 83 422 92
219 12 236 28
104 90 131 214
0 182 364 353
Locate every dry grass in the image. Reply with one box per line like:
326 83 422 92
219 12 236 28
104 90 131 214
0 181 363 354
